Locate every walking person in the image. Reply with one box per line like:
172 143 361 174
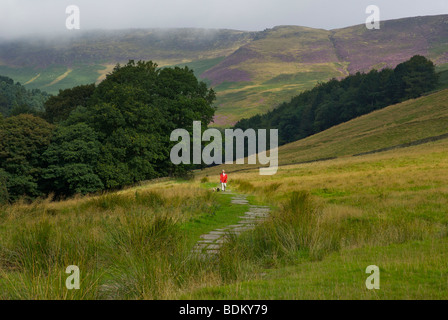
220 170 228 191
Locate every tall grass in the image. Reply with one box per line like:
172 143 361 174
218 184 448 279
0 184 221 299
2 138 448 299
218 191 338 276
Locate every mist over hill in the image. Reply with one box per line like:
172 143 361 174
0 14 447 125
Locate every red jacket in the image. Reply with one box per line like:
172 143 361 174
220 174 228 183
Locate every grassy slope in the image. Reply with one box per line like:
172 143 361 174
186 238 448 299
185 134 448 299
0 64 108 94
279 88 448 164
331 15 448 74
204 26 348 125
201 88 448 175
185 86 448 299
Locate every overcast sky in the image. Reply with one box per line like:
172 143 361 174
1 0 447 39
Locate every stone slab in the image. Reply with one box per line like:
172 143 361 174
200 234 221 240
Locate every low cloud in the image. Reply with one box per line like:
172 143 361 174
0 0 447 39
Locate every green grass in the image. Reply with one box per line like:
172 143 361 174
0 181 257 299
0 66 41 85
183 238 448 299
180 183 249 249
42 65 106 93
435 63 448 73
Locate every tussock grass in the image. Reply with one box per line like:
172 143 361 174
232 179 256 193
200 176 209 183
218 191 337 271
213 141 448 296
0 184 223 299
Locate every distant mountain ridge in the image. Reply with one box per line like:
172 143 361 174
205 15 448 85
0 28 255 68
0 15 447 125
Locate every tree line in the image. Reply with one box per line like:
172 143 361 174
0 60 215 202
0 75 48 117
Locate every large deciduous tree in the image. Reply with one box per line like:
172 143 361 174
42 123 104 197
43 84 96 124
0 114 54 200
45 60 216 193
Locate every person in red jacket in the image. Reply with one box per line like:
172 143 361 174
220 170 228 191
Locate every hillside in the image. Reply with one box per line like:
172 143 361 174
0 15 447 125
279 88 448 164
0 28 254 95
202 88 448 175
234 55 440 146
201 15 448 124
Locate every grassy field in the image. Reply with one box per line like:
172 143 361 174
187 137 448 299
0 181 253 299
185 238 448 299
0 64 108 95
1 135 446 299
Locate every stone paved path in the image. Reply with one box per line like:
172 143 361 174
192 192 270 257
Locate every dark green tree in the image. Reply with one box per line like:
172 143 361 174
394 55 439 100
42 123 104 197
43 84 96 124
1 60 216 200
0 114 54 200
0 168 8 204
0 75 48 117
61 60 216 191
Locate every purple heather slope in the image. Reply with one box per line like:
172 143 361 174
201 15 448 86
